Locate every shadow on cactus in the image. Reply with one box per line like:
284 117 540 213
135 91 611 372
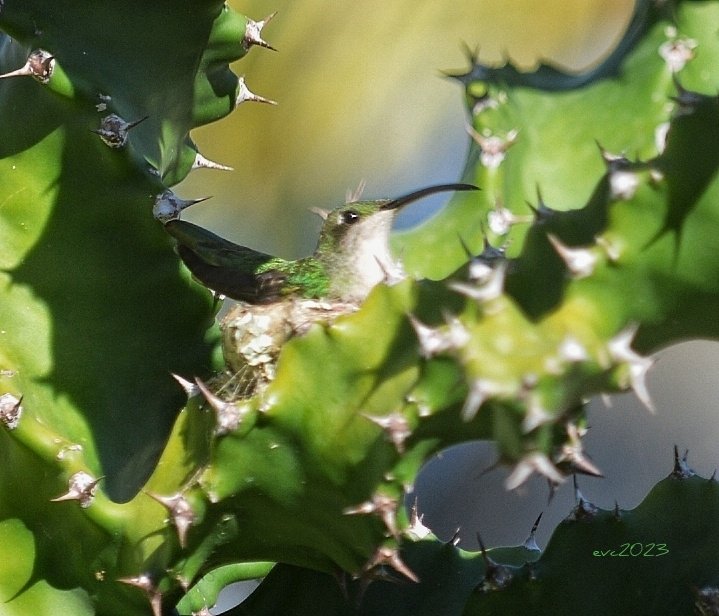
1 0 719 614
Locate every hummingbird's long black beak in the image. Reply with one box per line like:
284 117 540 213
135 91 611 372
380 183 479 211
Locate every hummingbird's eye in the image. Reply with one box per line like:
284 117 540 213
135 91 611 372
341 210 360 225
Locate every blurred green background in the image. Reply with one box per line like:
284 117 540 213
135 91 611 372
178 0 719 563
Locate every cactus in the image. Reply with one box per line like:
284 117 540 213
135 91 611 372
233 450 719 616
1 0 719 615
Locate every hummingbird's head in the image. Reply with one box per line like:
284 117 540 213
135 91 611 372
316 182 478 301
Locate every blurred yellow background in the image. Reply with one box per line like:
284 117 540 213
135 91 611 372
180 0 633 257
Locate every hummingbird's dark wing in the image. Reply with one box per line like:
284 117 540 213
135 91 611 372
164 219 290 303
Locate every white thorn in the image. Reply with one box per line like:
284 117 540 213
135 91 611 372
556 423 603 477
608 325 656 413
362 412 412 453
659 37 696 72
195 378 247 434
407 499 432 540
547 234 597 278
522 399 553 433
172 373 200 398
505 453 564 490
609 169 639 200
0 49 54 84
363 546 419 583
522 513 543 552
407 315 452 358
243 12 278 51
558 336 589 363
487 205 533 235
93 114 147 149
654 122 670 154
344 493 399 538
466 125 519 169
192 152 233 171
236 76 277 106
0 392 22 429
443 312 471 349
595 235 622 262
460 379 493 422
146 492 196 548
51 471 100 508
153 190 210 222
449 262 506 303
117 575 162 616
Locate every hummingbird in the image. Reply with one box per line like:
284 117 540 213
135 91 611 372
164 183 478 304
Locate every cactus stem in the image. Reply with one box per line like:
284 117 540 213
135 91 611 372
192 152 234 172
547 234 598 278
362 412 412 453
0 49 54 83
362 545 419 583
92 114 148 149
236 76 277 107
243 12 278 51
145 491 196 548
344 493 399 538
449 261 506 304
0 392 23 429
153 190 211 222
607 325 655 413
505 452 564 490
117 575 162 616
51 471 102 508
